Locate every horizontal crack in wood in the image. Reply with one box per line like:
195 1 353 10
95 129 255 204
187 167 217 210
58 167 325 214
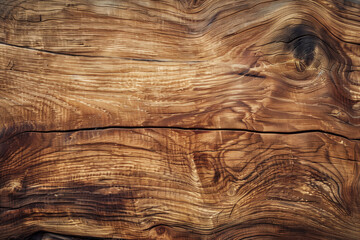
2 126 358 143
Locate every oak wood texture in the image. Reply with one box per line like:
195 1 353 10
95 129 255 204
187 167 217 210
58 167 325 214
1 129 360 239
1 0 360 239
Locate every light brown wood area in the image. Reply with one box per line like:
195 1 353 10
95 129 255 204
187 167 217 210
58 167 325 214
0 0 360 239
1 0 360 139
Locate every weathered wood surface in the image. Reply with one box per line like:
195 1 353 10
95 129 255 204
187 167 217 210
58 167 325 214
1 129 360 239
1 0 360 239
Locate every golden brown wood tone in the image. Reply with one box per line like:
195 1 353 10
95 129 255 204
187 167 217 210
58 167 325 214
1 0 360 239
0 0 360 139
1 129 360 239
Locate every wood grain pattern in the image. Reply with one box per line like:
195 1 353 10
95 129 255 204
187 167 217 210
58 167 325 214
0 0 360 139
1 0 360 239
1 129 360 239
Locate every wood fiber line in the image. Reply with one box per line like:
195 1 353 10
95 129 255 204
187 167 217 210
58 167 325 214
0 129 359 239
0 0 360 138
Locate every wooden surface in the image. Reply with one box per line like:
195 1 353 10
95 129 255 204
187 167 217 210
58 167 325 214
1 129 360 239
0 0 360 239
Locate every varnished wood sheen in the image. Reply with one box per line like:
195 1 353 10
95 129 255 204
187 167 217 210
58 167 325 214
1 0 360 239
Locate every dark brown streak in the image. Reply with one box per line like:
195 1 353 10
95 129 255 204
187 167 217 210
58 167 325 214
1 125 358 144
0 41 204 63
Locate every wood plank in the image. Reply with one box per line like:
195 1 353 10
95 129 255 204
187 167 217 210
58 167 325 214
1 0 360 239
1 0 360 138
1 128 359 239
